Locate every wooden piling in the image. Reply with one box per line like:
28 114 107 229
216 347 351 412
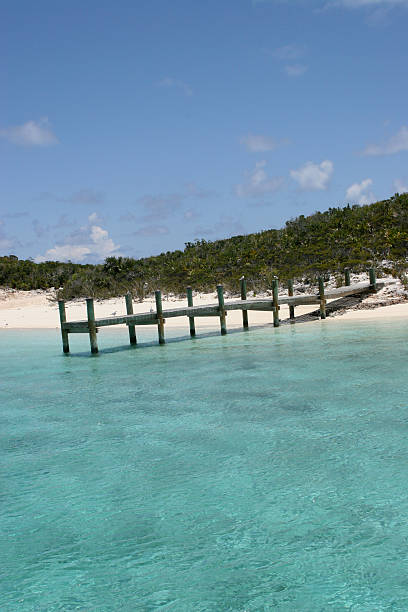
155 290 165 344
217 284 227 335
240 276 249 329
369 267 377 291
272 278 280 327
86 298 98 354
186 287 196 337
125 293 137 345
287 279 295 321
58 300 70 354
318 277 326 320
344 268 351 287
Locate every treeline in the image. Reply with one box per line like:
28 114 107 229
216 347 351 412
1 193 408 300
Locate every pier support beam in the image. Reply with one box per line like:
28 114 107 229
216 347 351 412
186 287 196 337
58 300 70 354
86 298 98 354
318 277 326 320
287 279 295 321
217 284 227 335
155 290 165 345
344 268 351 287
369 267 377 292
125 293 137 345
272 278 280 327
240 276 249 329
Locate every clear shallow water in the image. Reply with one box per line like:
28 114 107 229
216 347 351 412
1 321 408 611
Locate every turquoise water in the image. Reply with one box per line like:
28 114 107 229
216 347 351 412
1 321 408 611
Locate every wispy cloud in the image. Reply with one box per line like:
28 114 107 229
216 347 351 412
271 41 308 76
394 178 408 193
134 225 170 237
132 182 213 223
240 133 288 152
235 161 284 198
272 44 306 60
157 77 193 96
35 213 119 263
38 189 105 205
346 178 375 204
363 126 408 155
284 64 308 77
0 118 58 147
329 0 408 8
0 220 14 252
290 160 333 190
194 216 245 238
138 194 184 222
257 0 408 10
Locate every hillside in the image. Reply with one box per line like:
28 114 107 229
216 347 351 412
1 193 408 300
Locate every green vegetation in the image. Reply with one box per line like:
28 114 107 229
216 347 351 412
1 193 408 300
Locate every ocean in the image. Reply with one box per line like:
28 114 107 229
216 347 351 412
1 320 408 611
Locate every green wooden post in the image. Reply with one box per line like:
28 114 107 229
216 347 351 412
186 286 196 337
240 276 249 329
272 278 280 327
287 279 295 321
369 267 377 291
86 298 98 354
318 277 326 320
155 290 165 344
125 293 137 345
58 300 70 354
217 284 227 335
344 268 351 287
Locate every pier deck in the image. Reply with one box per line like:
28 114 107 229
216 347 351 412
58 270 397 354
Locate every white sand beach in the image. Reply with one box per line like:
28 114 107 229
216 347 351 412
0 279 406 331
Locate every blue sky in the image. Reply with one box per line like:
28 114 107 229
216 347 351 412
1 0 408 263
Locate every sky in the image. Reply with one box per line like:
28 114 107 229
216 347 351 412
1 0 408 263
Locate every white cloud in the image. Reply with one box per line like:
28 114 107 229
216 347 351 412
272 44 305 60
235 161 284 198
0 118 58 146
35 213 119 263
36 244 92 262
240 133 286 152
346 178 375 204
363 126 408 155
284 64 308 77
290 160 333 190
157 77 193 96
270 42 308 77
394 178 408 193
88 212 99 223
332 0 408 7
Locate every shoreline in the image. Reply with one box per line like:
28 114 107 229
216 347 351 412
1 284 407 330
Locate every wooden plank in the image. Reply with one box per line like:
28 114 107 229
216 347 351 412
318 277 326 319
369 267 377 291
287 279 295 321
155 290 165 345
344 268 351 287
272 278 280 327
63 279 393 333
86 298 98 354
217 284 227 335
125 293 137 345
187 287 196 337
240 276 248 329
58 300 70 353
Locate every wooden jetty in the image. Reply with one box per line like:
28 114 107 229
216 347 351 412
58 268 395 354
